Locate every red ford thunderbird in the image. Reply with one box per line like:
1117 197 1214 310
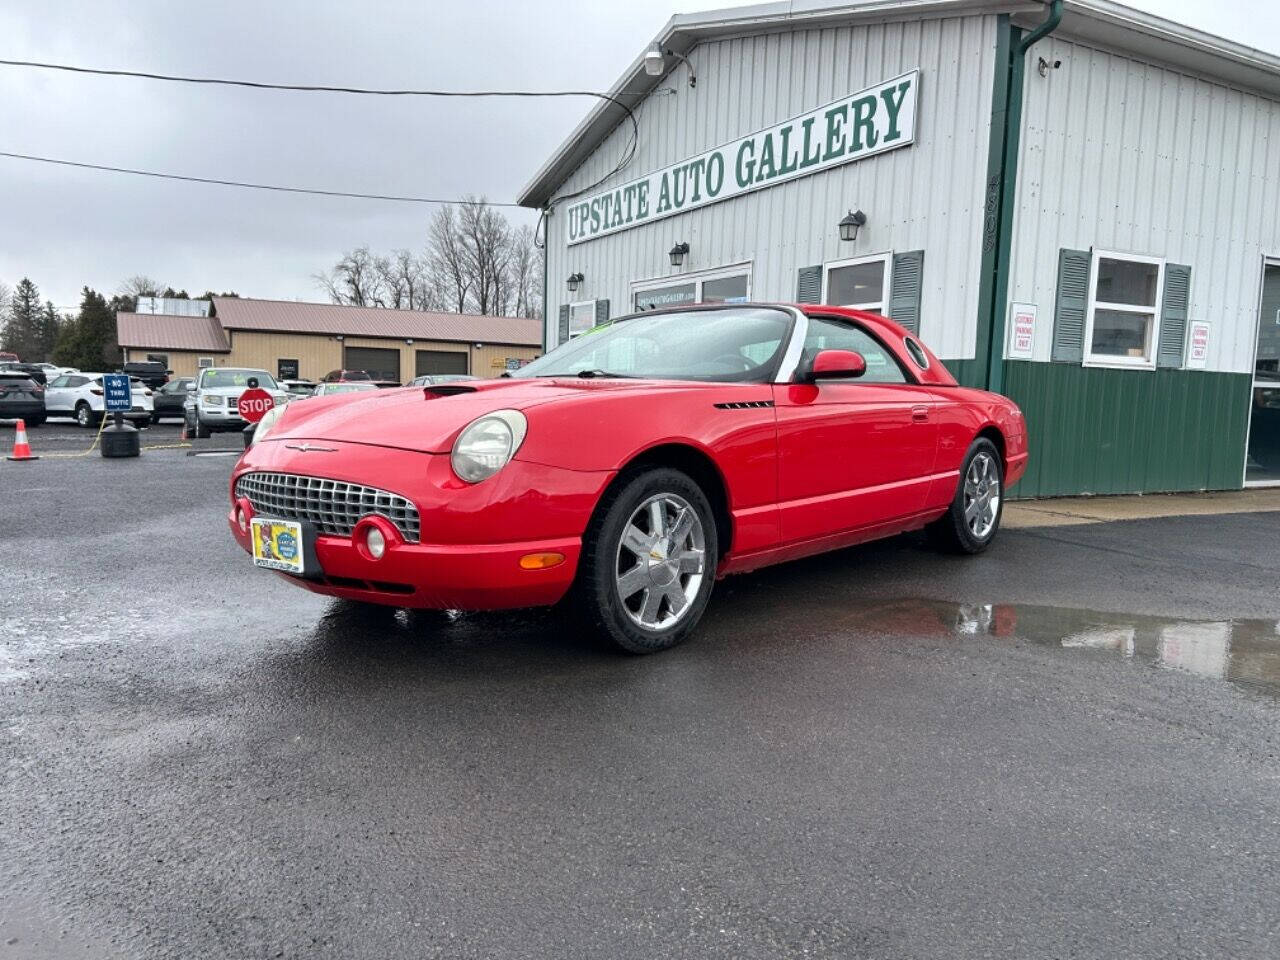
229 304 1027 652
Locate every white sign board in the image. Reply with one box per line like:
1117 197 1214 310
1186 320 1211 369
565 71 919 245
1006 302 1037 359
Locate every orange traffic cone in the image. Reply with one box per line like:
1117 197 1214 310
7 419 38 461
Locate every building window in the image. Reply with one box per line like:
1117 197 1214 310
197 357 214 368
277 359 300 380
567 300 597 338
822 253 891 311
632 263 752 311
1084 251 1163 368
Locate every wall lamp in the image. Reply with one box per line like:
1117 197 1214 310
669 242 690 267
838 209 867 242
643 42 697 88
566 272 584 293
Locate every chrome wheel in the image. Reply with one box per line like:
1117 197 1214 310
76 404 90 428
964 451 1001 540
615 493 706 631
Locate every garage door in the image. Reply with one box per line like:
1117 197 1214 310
343 347 400 383
415 350 469 377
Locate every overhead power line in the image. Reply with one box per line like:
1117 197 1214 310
0 150 523 206
0 58 640 203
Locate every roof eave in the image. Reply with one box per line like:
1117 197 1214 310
516 0 1033 209
518 0 1280 209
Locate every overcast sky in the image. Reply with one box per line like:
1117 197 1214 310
1 0 1277 312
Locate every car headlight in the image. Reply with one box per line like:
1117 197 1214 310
202 394 223 408
451 410 527 483
250 403 286 446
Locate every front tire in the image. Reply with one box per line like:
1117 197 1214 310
929 437 1004 554
578 467 718 654
194 417 211 439
74 402 96 428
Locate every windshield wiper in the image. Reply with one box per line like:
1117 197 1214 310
575 369 634 379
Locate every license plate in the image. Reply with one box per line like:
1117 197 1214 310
250 518 305 574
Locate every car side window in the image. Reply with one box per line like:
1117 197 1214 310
49 376 68 388
69 376 88 388
803 317 909 384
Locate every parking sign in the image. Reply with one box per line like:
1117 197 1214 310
103 373 132 411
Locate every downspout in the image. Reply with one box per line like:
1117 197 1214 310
540 207 550 354
980 0 1062 395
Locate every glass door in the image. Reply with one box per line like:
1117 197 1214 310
1246 262 1280 484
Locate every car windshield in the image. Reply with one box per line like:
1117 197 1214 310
513 307 794 382
342 370 372 381
202 370 278 390
325 383 377 394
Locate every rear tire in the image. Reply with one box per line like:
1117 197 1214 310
151 412 161 425
26 416 44 427
577 467 718 654
928 437 1004 554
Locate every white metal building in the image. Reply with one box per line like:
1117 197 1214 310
519 0 1280 497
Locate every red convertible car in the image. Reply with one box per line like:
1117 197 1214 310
229 304 1027 652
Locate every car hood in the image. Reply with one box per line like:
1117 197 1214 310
200 386 290 401
261 378 708 453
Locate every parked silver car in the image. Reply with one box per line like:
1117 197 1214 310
183 367 289 438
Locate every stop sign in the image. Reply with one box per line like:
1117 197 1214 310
237 388 276 424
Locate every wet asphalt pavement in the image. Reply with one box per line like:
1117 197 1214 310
2 447 1279 959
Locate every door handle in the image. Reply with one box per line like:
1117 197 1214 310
911 405 930 423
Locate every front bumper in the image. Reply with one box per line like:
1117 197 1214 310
228 439 613 610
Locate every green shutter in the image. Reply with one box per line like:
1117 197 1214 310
796 265 823 303
594 298 610 326
1052 248 1091 363
888 250 924 333
557 304 570 344
1158 264 1191 368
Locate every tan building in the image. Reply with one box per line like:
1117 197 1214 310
117 297 543 382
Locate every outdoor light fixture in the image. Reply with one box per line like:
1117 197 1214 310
643 41 697 87
567 272 584 292
643 42 665 76
838 209 867 242
669 242 690 267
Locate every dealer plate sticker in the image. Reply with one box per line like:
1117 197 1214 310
251 518 305 574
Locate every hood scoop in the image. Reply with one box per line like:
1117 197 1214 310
422 384 479 397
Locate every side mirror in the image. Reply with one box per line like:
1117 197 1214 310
186 383 197 393
808 349 867 380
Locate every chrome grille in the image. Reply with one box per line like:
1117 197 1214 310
234 472 420 543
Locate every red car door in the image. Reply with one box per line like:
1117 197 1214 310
772 316 939 545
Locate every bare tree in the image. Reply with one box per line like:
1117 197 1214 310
426 206 471 314
508 225 542 319
376 249 431 311
314 246 386 307
0 281 11 327
457 196 512 316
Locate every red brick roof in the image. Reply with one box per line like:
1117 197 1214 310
213 297 542 346
116 313 231 352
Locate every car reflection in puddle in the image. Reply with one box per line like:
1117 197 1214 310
864 599 1280 700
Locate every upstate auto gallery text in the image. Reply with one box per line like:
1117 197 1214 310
565 70 918 245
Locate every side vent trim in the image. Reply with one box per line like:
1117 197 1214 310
714 400 775 410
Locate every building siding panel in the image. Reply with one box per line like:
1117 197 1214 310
1010 34 1280 373
1005 361 1252 498
544 14 1000 361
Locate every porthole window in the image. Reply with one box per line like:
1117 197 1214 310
905 336 929 369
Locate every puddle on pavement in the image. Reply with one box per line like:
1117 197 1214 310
854 598 1280 701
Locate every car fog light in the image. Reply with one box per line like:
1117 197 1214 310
365 526 386 559
237 508 248 533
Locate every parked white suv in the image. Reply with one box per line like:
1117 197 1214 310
184 367 290 438
44 373 154 428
